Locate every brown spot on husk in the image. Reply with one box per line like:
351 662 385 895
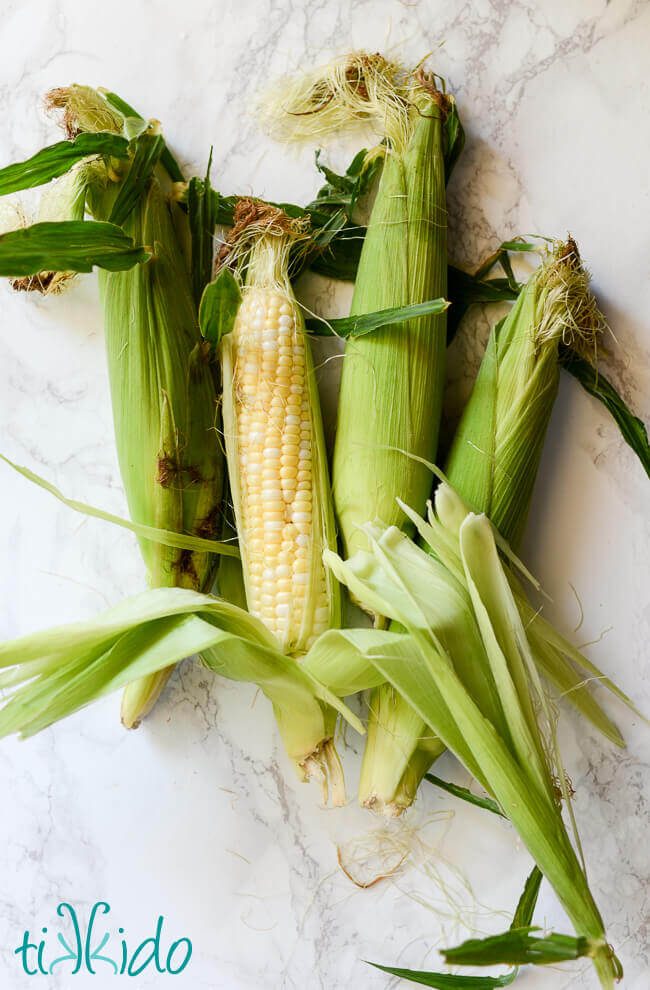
196 504 222 540
156 455 202 489
177 548 198 582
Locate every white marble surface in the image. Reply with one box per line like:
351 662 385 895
1 1 649 987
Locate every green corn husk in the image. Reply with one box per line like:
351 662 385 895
24 86 226 726
359 241 633 814
262 53 451 562
317 491 621 990
331 79 448 560
99 181 224 726
445 237 600 547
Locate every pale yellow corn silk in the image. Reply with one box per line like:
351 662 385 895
220 200 341 658
261 50 452 155
534 237 606 361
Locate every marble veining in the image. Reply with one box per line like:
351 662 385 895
1 1 649 988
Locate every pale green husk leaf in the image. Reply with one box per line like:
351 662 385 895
0 588 363 789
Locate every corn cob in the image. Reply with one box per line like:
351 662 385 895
220 201 340 655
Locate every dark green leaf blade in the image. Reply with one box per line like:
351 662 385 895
424 772 506 817
188 154 219 306
0 133 129 195
447 269 520 308
313 149 355 193
0 220 150 276
511 867 543 930
309 231 362 281
368 961 517 988
442 928 601 968
305 298 449 339
109 132 165 227
559 346 650 479
309 147 382 222
446 268 521 346
199 267 241 343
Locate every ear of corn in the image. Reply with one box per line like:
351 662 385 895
27 86 226 726
220 201 340 656
322 498 619 990
331 78 448 561
216 200 344 800
359 241 627 815
99 180 224 726
262 54 451 563
446 238 602 548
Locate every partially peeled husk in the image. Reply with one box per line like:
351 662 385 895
0 587 363 801
216 200 345 798
311 488 621 989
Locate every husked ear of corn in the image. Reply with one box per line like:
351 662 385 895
220 200 340 656
38 86 225 726
263 53 452 566
359 239 619 816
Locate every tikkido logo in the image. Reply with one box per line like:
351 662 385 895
14 902 192 977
